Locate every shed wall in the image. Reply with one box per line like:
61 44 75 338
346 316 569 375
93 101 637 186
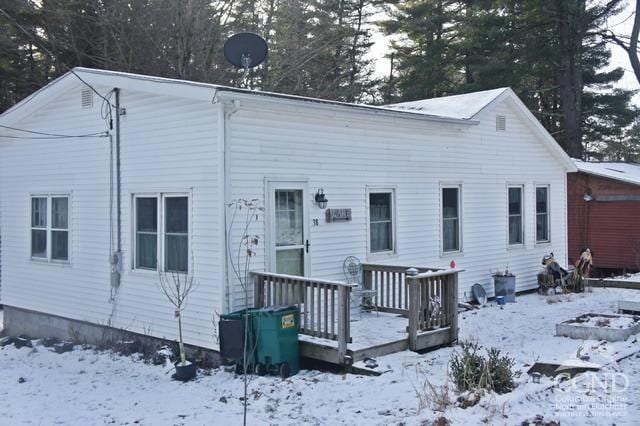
568 173 640 270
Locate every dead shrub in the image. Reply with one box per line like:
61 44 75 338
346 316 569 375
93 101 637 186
449 341 516 396
411 365 453 413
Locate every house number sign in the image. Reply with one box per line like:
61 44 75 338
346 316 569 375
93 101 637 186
326 208 352 222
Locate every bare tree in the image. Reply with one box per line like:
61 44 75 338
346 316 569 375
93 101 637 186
157 272 199 366
599 1 640 85
226 198 263 426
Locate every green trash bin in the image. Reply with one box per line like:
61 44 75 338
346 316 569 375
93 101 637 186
219 308 262 374
252 305 300 378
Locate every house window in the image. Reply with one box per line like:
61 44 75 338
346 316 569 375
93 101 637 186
369 190 394 253
164 196 189 273
133 194 189 273
135 197 158 270
508 186 524 245
31 195 69 261
536 186 550 243
442 186 461 252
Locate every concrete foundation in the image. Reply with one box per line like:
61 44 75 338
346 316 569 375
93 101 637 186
2 305 221 365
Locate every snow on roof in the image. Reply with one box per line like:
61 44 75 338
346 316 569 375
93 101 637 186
574 159 640 186
382 88 509 120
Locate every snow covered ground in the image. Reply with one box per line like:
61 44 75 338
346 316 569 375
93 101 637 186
618 272 640 282
1 288 639 425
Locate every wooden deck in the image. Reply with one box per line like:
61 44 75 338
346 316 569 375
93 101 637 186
252 264 461 366
298 311 453 364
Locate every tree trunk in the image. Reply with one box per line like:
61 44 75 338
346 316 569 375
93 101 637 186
556 1 585 158
628 0 640 85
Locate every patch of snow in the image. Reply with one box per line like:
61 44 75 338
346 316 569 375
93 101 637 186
383 88 509 120
1 288 639 425
566 314 639 329
574 159 640 186
617 272 640 282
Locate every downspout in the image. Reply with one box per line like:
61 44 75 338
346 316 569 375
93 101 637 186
115 88 122 256
110 88 122 293
217 93 240 313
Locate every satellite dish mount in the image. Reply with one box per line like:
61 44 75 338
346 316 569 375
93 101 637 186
223 33 268 87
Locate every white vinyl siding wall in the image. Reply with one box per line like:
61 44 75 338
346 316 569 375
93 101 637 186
226 96 568 307
0 87 221 349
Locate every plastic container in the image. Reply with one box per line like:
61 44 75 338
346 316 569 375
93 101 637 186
219 308 261 373
493 274 516 303
252 305 300 378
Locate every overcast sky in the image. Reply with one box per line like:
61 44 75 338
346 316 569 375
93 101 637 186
367 2 639 105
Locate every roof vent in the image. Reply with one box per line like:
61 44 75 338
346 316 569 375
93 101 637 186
81 88 93 109
496 115 506 131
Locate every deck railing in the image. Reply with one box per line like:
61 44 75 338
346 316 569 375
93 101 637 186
362 263 444 314
405 268 461 350
252 265 460 364
252 271 353 363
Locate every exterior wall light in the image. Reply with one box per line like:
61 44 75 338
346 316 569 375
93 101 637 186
583 188 593 202
315 189 328 209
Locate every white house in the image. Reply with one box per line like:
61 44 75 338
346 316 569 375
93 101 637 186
0 68 576 354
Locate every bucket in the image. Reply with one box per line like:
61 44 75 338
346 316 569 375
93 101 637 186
496 296 506 305
493 274 516 303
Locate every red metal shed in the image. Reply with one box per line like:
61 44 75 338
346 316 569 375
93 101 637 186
568 161 640 272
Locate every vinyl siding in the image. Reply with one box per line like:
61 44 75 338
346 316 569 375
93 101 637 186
0 86 221 349
227 96 568 308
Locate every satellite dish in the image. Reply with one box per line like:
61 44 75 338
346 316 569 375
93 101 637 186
223 33 268 70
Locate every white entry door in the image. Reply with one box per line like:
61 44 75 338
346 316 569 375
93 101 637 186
267 181 311 276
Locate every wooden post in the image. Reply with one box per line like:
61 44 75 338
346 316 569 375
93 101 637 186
406 268 419 351
448 272 459 345
363 266 372 290
253 273 263 308
337 284 350 364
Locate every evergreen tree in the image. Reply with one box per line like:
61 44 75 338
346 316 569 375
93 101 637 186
383 0 638 159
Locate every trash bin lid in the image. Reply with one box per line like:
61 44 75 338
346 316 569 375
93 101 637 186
258 305 297 313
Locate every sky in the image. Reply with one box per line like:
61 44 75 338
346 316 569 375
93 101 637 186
367 2 639 105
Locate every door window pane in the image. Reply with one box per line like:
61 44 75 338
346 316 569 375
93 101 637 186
31 230 47 258
136 197 157 269
276 248 304 276
51 230 69 260
536 187 549 242
369 192 393 252
275 190 303 246
442 188 460 252
508 187 523 245
165 197 188 273
52 197 68 229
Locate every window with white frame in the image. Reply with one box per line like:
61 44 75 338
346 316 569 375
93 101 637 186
133 194 189 273
135 197 158 270
31 195 69 261
536 186 550 243
508 186 524 245
368 189 395 253
442 186 461 252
